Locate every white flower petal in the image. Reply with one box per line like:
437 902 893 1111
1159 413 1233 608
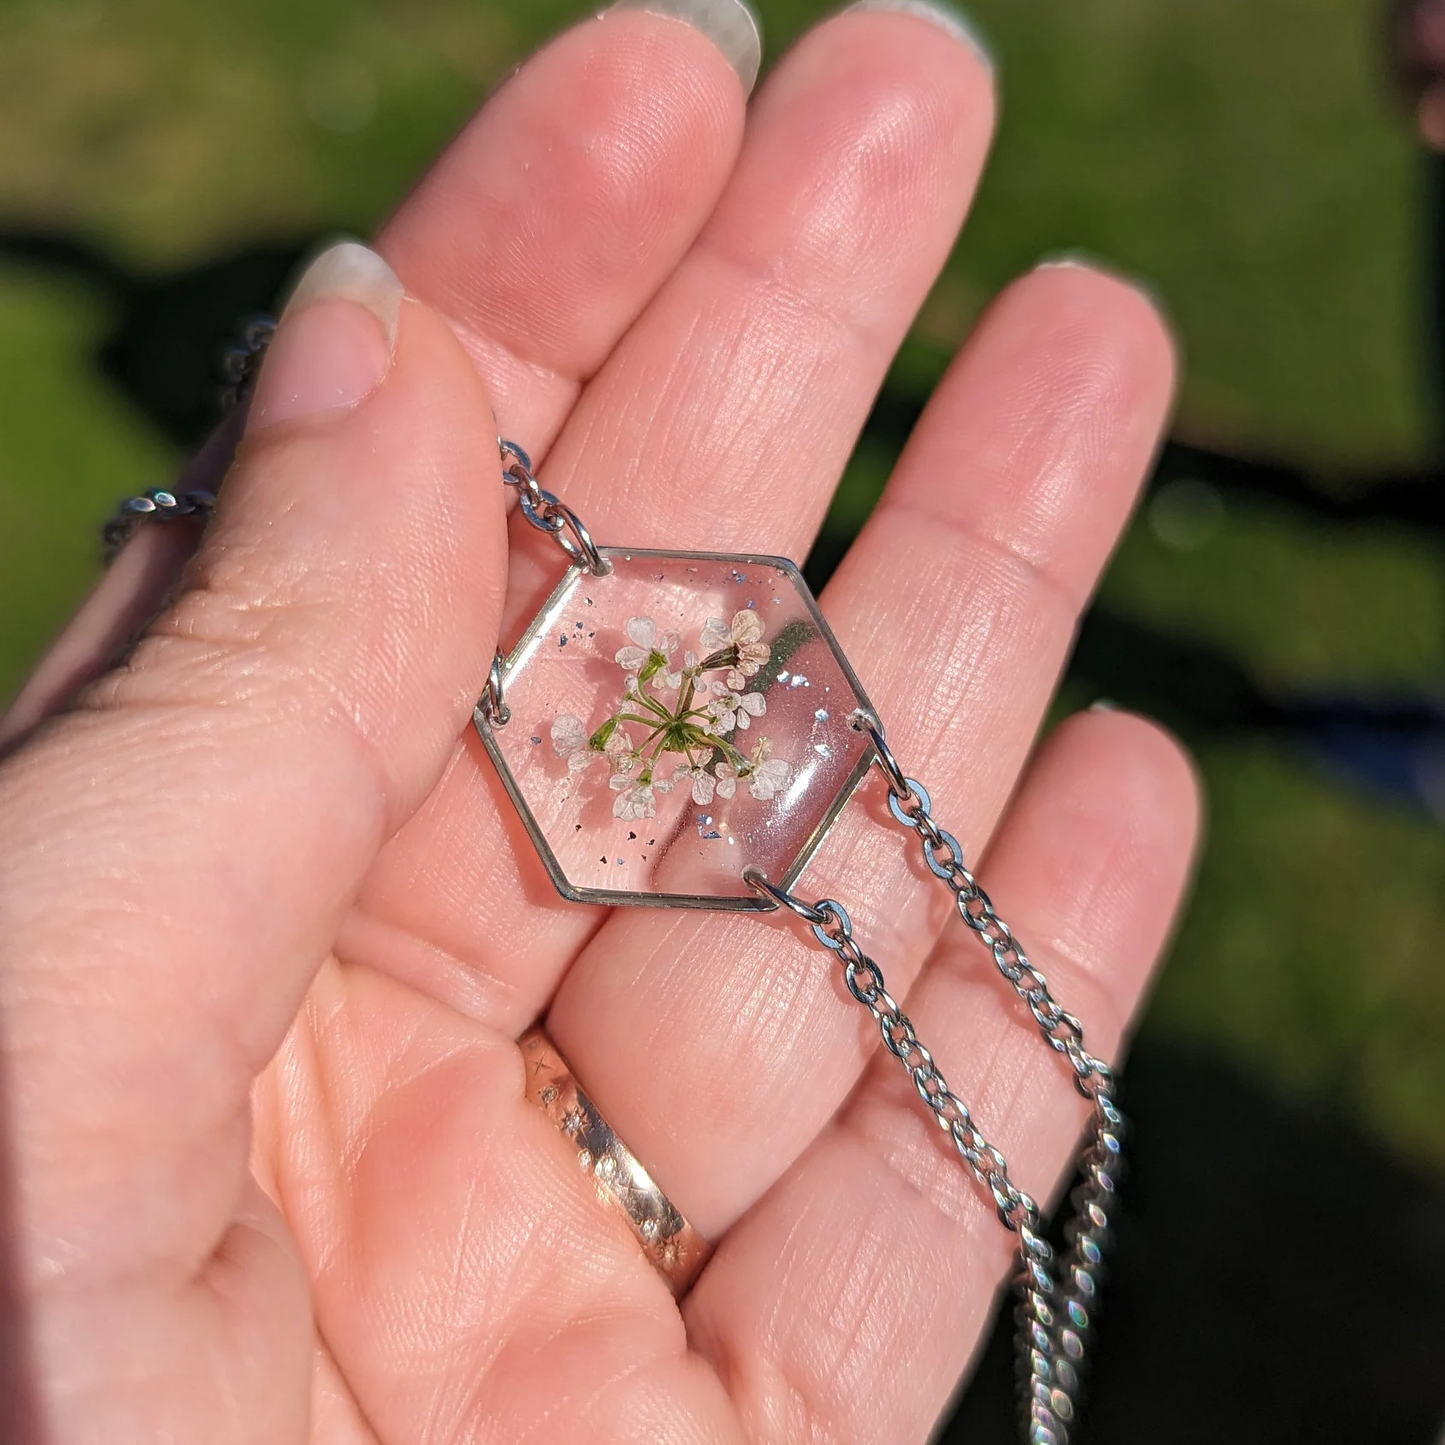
740 692 766 716
625 617 656 649
731 610 764 646
725 669 746 691
615 645 649 672
699 616 731 652
659 629 681 657
691 772 715 805
550 713 587 757
736 640 771 675
611 779 657 820
748 759 792 801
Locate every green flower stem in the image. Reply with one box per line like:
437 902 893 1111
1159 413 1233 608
593 640 768 785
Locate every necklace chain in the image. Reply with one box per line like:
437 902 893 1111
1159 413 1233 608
749 718 1121 1445
500 439 611 576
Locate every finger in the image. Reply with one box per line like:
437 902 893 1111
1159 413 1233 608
3 3 754 744
378 2 755 444
685 710 1200 1445
0 245 506 1434
254 961 743 1445
547 263 1177 1240
507 2 996 617
342 2 998 1024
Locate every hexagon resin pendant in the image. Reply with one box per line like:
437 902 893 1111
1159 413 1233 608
475 548 875 910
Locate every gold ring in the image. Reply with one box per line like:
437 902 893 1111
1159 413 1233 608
520 1027 712 1295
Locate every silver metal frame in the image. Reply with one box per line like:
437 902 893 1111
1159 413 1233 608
474 546 877 913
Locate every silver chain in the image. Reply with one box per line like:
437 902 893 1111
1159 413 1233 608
748 715 1123 1445
102 487 218 560
500 439 611 577
103 315 274 562
480 440 610 728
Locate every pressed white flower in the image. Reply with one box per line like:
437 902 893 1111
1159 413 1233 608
678 766 715 805
616 616 682 677
708 683 766 733
551 712 608 774
609 775 656 820
701 609 771 676
615 616 658 673
698 616 731 653
551 712 588 760
730 612 771 677
731 610 764 646
662 648 699 692
567 606 791 826
747 757 791 801
604 727 637 773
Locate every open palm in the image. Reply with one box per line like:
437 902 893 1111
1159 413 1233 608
0 6 1198 1442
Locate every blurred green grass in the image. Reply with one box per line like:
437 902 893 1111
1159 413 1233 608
2 0 1444 1172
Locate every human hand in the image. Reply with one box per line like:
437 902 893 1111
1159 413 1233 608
0 4 1198 1441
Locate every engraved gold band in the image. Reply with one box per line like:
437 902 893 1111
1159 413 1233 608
519 1027 712 1295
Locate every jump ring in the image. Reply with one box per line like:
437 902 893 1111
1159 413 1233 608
476 649 511 727
743 868 827 924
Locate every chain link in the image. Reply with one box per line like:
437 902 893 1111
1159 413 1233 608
479 440 610 728
500 439 611 577
749 715 1125 1445
102 488 218 559
103 315 275 562
218 316 276 412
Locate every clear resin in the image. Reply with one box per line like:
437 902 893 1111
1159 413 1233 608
477 550 875 910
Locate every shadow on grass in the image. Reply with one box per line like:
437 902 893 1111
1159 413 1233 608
0 230 306 449
943 1038 1445 1445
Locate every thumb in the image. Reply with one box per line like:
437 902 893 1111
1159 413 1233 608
0 241 506 1372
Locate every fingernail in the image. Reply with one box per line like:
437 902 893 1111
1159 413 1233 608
608 0 764 95
1034 250 1170 316
846 1 994 73
248 241 404 432
1035 249 1115 274
1089 698 1121 713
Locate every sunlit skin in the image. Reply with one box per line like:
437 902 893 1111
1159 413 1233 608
0 8 1198 1443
